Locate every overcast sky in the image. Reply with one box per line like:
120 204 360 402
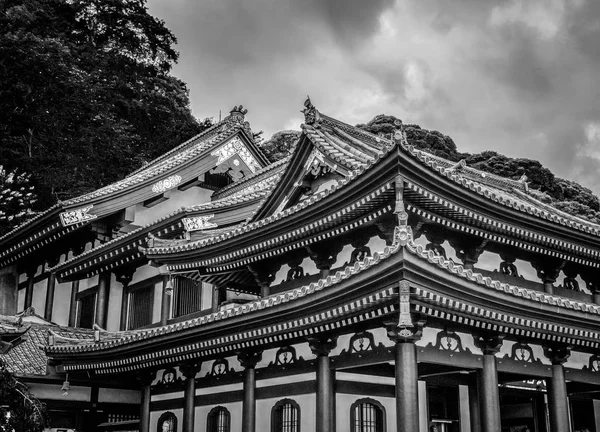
147 0 600 194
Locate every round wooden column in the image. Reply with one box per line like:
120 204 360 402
24 267 36 309
180 363 201 432
95 271 111 328
395 341 419 432
474 334 504 432
309 336 338 432
468 377 482 432
238 351 262 432
544 346 571 432
137 371 156 432
44 272 56 320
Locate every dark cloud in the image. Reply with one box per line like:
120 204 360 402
147 0 600 195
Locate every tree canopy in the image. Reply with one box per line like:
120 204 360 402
0 0 211 211
356 114 600 224
0 360 48 432
0 166 39 236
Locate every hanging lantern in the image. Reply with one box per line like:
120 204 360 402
61 375 70 396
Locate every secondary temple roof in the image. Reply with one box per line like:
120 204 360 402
40 99 600 374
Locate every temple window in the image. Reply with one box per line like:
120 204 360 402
172 276 203 318
207 406 231 432
127 282 154 329
271 399 300 432
157 411 177 432
75 288 97 329
350 398 385 432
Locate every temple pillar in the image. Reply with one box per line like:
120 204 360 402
68 280 79 327
581 272 600 304
137 371 155 432
212 285 227 313
308 336 337 432
544 346 571 432
180 363 201 432
116 269 134 331
468 376 482 432
238 351 262 432
0 264 18 315
44 272 56 320
306 242 343 279
449 238 487 271
386 323 422 432
533 260 565 295
247 263 279 298
95 271 111 328
474 334 504 432
160 275 171 326
24 266 36 309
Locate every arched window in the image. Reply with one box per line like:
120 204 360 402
157 411 177 432
207 406 231 432
350 398 386 432
271 398 300 432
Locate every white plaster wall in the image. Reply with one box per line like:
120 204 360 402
98 388 140 404
28 383 90 401
132 264 160 285
106 272 121 331
133 187 213 227
32 279 47 313
153 281 162 323
17 289 24 311
79 274 98 291
257 394 315 432
52 281 72 326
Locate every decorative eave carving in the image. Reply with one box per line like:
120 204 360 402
59 205 98 227
182 214 218 232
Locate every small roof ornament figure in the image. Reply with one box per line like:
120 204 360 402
302 96 319 125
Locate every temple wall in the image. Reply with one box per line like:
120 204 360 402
28 383 90 401
98 388 140 404
52 280 71 326
31 279 47 313
106 272 120 331
0 264 18 315
133 187 213 227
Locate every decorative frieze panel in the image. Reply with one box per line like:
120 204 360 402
211 137 261 173
428 329 470 354
583 354 600 373
182 214 218 232
151 175 182 193
153 367 182 389
208 358 234 377
59 205 97 226
267 346 306 367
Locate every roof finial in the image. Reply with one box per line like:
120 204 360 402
302 96 319 125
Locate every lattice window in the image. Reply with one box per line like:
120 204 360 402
207 406 230 432
172 276 203 318
128 284 154 329
157 411 177 432
271 399 300 432
351 399 385 432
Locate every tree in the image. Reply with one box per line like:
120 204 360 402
0 0 210 207
0 166 38 236
258 130 302 163
355 115 600 224
0 360 49 432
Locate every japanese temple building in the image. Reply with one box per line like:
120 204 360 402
1 100 600 432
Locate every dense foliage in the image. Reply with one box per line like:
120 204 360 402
0 0 210 211
258 130 302 163
0 166 39 235
0 360 48 432
356 115 600 224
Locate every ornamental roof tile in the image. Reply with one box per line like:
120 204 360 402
399 141 600 236
50 168 283 273
47 224 600 358
145 132 396 256
0 309 98 376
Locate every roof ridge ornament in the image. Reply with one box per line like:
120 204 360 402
302 96 320 125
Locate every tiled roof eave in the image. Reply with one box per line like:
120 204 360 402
145 138 397 258
399 140 600 237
